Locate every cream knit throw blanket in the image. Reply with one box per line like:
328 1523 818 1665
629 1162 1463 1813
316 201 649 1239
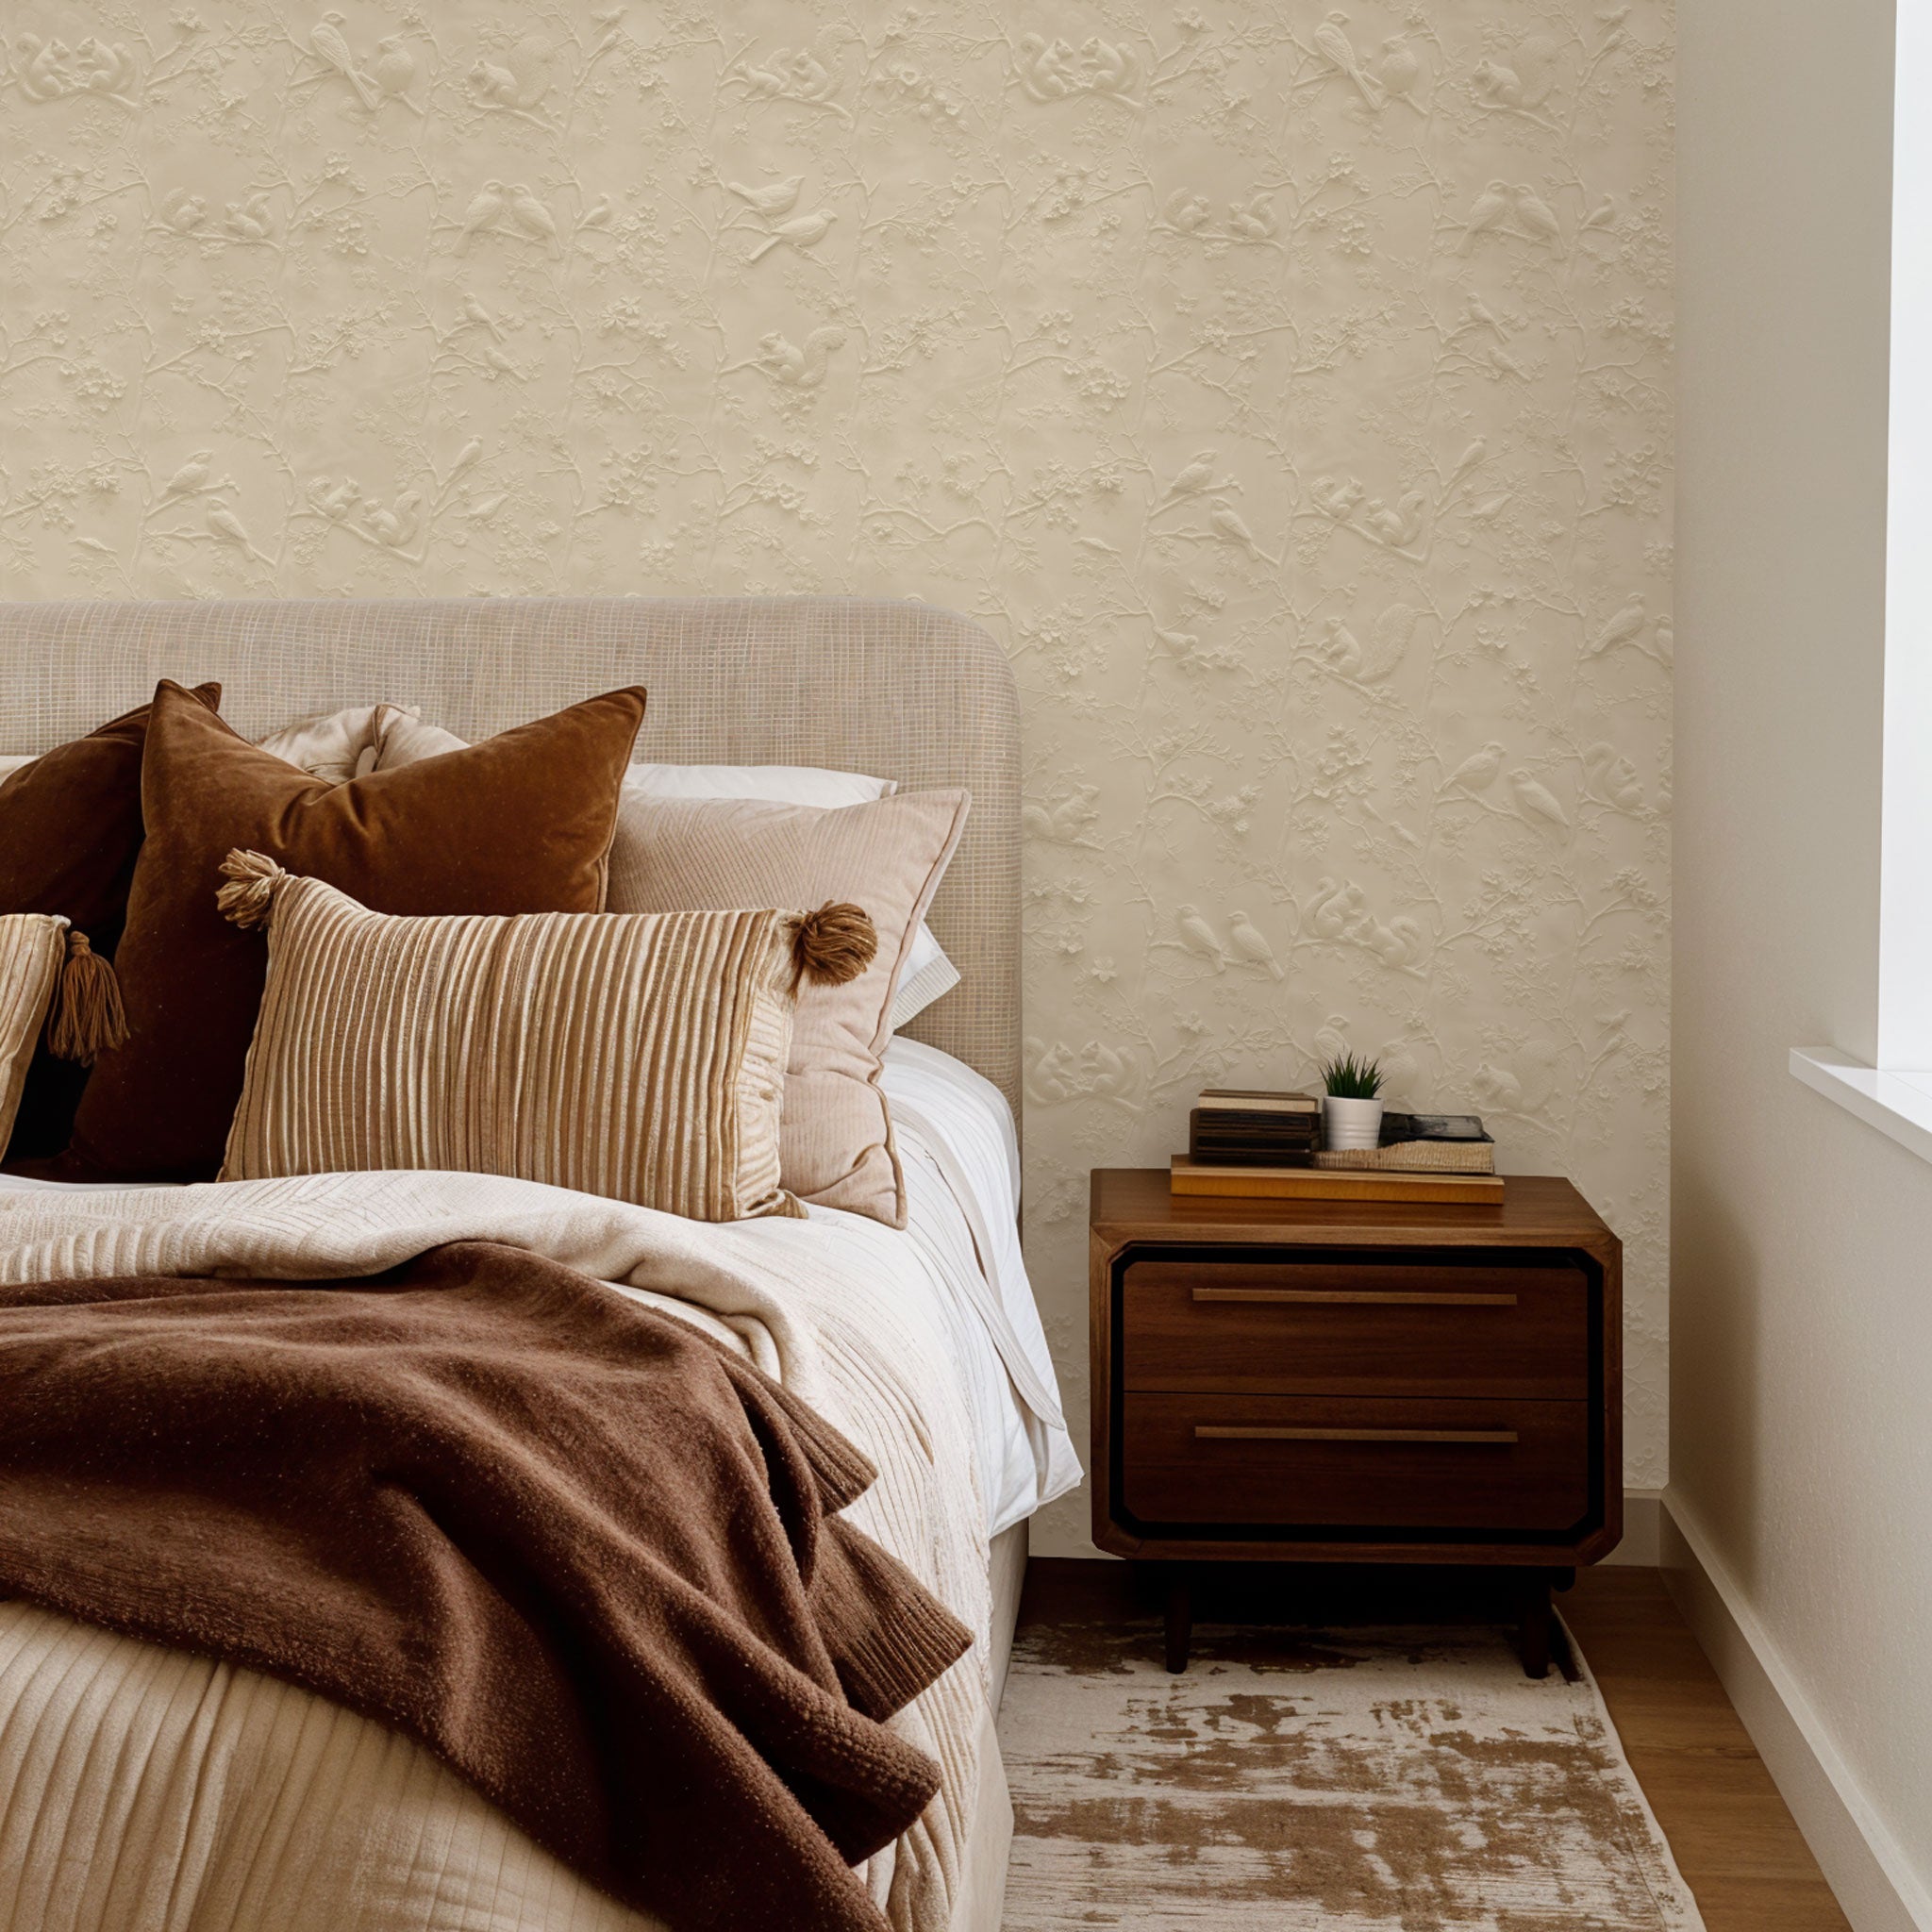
0 1171 994 1932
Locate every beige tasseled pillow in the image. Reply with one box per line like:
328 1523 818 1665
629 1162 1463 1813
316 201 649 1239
0 917 73 1150
605 791 971 1227
215 853 876 1222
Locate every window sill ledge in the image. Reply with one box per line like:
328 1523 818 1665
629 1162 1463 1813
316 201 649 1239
1789 1048 1932 1167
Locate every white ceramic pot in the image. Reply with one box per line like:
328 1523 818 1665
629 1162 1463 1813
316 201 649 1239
1322 1095 1384 1151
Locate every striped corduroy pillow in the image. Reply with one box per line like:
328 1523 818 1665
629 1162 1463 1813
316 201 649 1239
0 917 72 1151
214 852 875 1222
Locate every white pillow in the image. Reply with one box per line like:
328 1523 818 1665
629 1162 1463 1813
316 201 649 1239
890 922 961 1029
260 705 962 1029
632 763 896 808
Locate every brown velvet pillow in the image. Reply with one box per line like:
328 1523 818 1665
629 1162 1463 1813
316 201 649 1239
66 680 647 1181
0 683 222 1162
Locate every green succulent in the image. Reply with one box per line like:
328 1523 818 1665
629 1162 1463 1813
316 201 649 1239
1319 1051 1384 1099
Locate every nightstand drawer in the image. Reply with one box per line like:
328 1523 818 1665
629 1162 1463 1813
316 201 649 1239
1122 1256 1589 1400
1119 1392 1590 1531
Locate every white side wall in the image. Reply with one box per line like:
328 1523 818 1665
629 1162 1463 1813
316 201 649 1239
1674 0 1932 1908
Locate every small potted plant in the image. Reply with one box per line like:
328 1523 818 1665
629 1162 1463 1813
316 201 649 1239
1319 1052 1384 1150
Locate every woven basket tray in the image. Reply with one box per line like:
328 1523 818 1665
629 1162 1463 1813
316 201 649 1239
1313 1140 1495 1174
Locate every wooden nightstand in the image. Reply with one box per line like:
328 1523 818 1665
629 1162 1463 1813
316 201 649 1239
1090 1168 1622 1676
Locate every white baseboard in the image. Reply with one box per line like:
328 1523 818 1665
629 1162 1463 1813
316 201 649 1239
1660 1491 1932 1932
1605 1488 1662 1566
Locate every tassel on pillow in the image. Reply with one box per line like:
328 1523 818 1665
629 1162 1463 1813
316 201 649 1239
46 930 129 1065
786 901 877 993
217 848 291 930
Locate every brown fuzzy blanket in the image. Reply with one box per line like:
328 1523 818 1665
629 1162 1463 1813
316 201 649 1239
0 1240 972 1932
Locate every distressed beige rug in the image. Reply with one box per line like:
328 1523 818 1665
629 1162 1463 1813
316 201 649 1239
998 1615 1705 1930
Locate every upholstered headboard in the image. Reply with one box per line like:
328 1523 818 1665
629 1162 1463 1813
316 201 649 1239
1 596 1021 1115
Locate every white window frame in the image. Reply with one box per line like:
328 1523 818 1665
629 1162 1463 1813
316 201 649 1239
1793 3 1932 1162
1881 0 1932 1071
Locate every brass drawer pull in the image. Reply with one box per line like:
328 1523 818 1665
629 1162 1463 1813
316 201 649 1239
1194 1424 1520 1445
1191 1287 1518 1307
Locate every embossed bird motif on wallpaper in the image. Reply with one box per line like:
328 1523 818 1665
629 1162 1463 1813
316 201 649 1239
0 0 1675 1533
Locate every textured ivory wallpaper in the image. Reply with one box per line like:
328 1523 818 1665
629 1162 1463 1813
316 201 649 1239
2 0 1673 1552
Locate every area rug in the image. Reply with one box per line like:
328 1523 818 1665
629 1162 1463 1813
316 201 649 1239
998 1614 1705 1930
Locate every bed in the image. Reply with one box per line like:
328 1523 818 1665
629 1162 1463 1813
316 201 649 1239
0 596 1075 1932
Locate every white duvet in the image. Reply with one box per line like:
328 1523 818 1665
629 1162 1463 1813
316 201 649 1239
0 1041 1077 1932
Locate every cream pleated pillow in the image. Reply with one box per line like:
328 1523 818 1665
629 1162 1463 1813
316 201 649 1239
214 853 876 1222
0 916 71 1149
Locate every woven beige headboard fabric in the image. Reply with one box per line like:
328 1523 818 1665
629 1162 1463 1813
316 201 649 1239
0 596 1020 1115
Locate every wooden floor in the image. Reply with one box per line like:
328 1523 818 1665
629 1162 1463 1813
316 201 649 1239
1559 1567 1852 1932
1015 1559 1850 1931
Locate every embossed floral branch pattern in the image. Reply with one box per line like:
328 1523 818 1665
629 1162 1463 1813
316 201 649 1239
1 0 1674 1550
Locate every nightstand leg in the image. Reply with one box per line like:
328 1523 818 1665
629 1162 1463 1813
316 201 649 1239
1519 1574 1553 1680
1163 1573 1192 1674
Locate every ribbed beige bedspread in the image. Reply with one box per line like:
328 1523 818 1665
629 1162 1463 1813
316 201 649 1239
0 1171 999 1932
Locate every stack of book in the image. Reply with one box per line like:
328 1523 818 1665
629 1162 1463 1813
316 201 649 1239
1187 1089 1320 1167
1171 1098 1504 1205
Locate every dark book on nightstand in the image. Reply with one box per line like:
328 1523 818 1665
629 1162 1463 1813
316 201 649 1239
1379 1111 1492 1143
1187 1099 1319 1167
